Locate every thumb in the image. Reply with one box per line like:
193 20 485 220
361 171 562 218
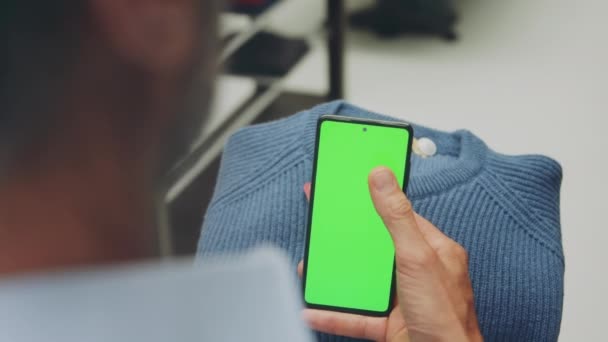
368 167 430 257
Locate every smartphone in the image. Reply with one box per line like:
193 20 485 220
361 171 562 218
302 115 413 316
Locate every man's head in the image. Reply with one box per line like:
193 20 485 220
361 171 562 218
0 0 217 175
0 0 218 274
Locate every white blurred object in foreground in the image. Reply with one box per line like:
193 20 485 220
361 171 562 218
0 247 311 342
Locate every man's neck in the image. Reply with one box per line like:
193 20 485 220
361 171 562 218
0 136 157 276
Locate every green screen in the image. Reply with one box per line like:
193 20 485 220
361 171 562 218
304 118 411 313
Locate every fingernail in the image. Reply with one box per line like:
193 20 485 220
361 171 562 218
370 167 396 193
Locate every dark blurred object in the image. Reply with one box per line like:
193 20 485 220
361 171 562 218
163 1 344 256
351 0 458 41
226 32 309 77
231 0 279 15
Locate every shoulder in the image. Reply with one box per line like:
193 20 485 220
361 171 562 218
482 150 564 258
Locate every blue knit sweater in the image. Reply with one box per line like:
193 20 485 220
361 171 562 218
197 101 564 341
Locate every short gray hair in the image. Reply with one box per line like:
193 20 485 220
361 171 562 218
0 0 219 168
0 0 84 162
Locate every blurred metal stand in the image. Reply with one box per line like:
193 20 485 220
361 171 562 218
157 0 345 257
328 0 345 100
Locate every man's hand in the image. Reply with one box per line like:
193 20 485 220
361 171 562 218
299 167 483 342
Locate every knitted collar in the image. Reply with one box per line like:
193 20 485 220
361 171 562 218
297 101 488 199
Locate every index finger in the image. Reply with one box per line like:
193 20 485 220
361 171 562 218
302 309 386 341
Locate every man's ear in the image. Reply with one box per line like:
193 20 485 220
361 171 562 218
89 0 200 74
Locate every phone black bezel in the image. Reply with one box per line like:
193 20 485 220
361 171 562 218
302 114 414 317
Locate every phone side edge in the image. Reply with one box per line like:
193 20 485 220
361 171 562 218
301 116 327 307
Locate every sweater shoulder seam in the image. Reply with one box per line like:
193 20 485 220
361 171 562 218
207 147 307 211
477 174 564 264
